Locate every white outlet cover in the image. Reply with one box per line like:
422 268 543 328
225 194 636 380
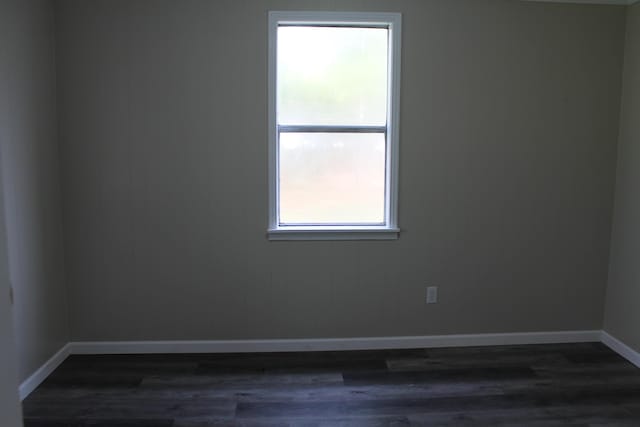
426 286 438 304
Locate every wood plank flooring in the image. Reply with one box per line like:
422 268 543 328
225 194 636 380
21 342 640 426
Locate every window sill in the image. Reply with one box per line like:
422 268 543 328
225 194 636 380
267 226 400 241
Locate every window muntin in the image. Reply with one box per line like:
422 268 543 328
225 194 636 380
268 12 401 240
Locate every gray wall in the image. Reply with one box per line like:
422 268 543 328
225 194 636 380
0 227 23 424
605 3 640 353
0 161 23 426
0 135 23 424
0 0 69 383
55 0 625 342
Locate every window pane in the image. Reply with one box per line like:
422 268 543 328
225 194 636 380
277 26 388 126
279 133 385 224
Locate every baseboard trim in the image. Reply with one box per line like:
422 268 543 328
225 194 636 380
19 343 71 401
70 330 601 355
18 330 602 400
601 331 640 368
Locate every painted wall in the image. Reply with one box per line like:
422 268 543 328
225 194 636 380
0 164 23 426
604 3 640 352
55 0 625 342
0 0 69 383
0 228 23 424
0 153 23 424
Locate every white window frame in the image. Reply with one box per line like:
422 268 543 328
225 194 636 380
267 11 401 241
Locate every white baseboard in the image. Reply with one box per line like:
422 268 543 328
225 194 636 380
601 331 640 368
522 0 639 6
70 330 601 355
19 343 71 401
19 330 602 400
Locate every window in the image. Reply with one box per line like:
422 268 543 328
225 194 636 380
268 11 401 240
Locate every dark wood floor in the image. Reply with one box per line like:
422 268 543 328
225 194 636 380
21 342 640 426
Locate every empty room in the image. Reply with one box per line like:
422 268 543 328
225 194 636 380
2 0 640 425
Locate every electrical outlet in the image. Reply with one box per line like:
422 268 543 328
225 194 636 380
426 286 438 304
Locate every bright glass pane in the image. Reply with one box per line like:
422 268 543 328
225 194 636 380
279 133 385 224
277 26 388 126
